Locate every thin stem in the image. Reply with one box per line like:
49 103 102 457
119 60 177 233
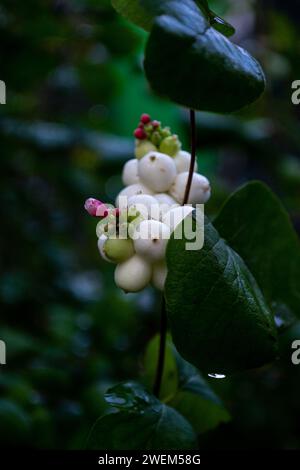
153 109 197 399
183 110 197 205
153 296 168 398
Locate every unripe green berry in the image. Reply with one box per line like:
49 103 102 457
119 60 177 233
159 135 181 157
135 140 157 160
144 124 153 133
160 127 171 139
103 238 135 264
151 131 163 147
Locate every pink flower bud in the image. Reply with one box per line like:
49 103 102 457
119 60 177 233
84 198 108 217
96 205 109 218
134 128 147 140
141 113 151 124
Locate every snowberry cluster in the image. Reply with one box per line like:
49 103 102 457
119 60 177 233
84 114 211 293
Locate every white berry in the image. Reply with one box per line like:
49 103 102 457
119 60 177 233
154 193 179 220
162 205 194 232
152 261 168 291
169 172 211 204
122 159 139 186
133 220 170 262
114 255 152 293
174 151 198 174
138 151 177 192
116 183 154 209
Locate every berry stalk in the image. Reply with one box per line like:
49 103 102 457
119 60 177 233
153 109 197 398
183 110 197 205
153 296 168 398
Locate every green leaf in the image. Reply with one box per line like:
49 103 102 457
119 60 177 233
143 335 230 433
209 12 236 38
143 0 265 112
214 181 300 322
195 2 236 37
111 0 153 31
194 0 210 15
170 353 231 433
175 353 222 403
111 1 235 37
165 214 278 374
87 382 198 450
143 334 178 401
172 391 230 434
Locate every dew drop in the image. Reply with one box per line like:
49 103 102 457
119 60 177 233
208 373 226 379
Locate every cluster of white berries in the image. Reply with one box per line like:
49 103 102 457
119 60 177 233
84 114 211 294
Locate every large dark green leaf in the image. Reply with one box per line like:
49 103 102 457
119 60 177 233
143 334 178 401
214 181 300 321
165 215 278 374
170 353 231 433
87 382 198 450
209 13 235 38
111 1 235 37
111 0 153 31
143 0 265 112
195 1 236 37
143 335 230 433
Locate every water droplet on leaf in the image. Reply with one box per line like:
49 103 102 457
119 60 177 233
208 373 226 379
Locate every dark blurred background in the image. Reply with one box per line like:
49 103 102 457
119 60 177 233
0 0 300 449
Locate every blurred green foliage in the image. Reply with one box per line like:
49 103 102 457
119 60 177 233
0 0 300 449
